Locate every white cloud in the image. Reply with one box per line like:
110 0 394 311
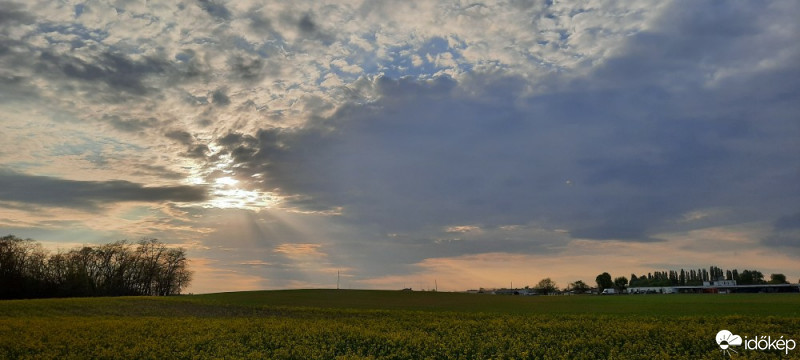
331 58 363 74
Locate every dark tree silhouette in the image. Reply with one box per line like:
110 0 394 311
595 272 613 293
613 276 628 292
535 278 558 295
0 235 192 299
769 273 787 284
569 280 590 294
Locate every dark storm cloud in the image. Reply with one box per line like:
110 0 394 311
173 49 211 82
186 145 210 159
212 88 231 106
165 130 194 146
0 1 34 27
210 76 592 232
0 3 38 101
130 164 186 181
277 12 334 44
0 169 208 210
105 115 159 133
0 73 37 103
774 213 800 231
4 19 173 102
227 55 266 82
165 130 212 159
218 74 756 240
36 50 167 96
216 132 259 151
197 0 231 21
298 14 316 34
212 1 799 244
247 12 274 34
763 212 800 249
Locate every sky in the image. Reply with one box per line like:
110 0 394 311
0 0 798 293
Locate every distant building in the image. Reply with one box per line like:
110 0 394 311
492 288 517 295
517 289 537 296
629 280 800 294
628 287 676 294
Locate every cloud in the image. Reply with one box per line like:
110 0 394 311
220 68 792 242
763 212 800 249
297 14 317 36
105 115 159 133
38 50 168 97
197 0 231 21
358 231 800 291
774 213 800 231
274 243 326 258
130 164 187 181
211 88 231 106
202 0 798 246
0 1 34 27
1 0 799 292
0 169 208 210
164 130 195 146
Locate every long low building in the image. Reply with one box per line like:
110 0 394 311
629 280 800 294
674 283 800 294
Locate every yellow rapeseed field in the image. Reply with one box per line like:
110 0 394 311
1 291 798 359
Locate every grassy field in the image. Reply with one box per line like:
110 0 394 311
1 290 799 359
193 289 800 316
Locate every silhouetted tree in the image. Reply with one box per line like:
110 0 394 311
613 276 628 292
535 278 558 295
738 270 765 285
679 269 686 285
569 280 590 294
595 272 613 293
0 235 192 299
769 273 787 284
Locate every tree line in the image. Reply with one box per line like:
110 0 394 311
478 264 794 296
554 265 793 295
588 265 790 293
628 265 788 288
0 235 192 299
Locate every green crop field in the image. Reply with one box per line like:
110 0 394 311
1 290 799 359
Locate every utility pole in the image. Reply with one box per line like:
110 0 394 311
337 270 340 290
435 279 438 292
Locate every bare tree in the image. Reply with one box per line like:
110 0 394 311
569 280 590 294
535 278 559 295
1 235 192 299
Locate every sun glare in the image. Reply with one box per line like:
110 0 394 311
208 175 280 210
215 177 239 186
183 152 280 210
208 188 281 210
